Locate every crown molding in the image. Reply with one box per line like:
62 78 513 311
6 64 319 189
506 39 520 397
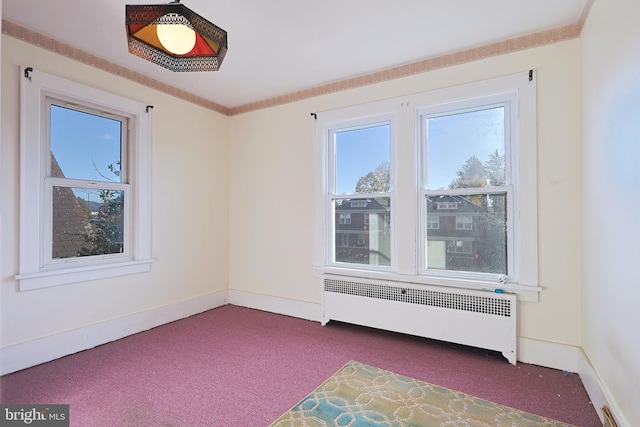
3 0 593 117
230 21 584 116
1 19 230 116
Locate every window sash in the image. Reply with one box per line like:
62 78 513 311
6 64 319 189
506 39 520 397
43 97 132 267
455 216 473 230
45 98 129 183
329 196 392 269
420 186 513 281
417 94 515 282
43 178 132 267
325 116 395 271
427 218 439 229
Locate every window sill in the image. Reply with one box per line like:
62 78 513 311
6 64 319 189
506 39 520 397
313 266 542 302
16 259 154 291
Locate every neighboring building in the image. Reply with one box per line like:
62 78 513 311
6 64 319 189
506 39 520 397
426 194 506 274
334 198 391 266
333 194 505 273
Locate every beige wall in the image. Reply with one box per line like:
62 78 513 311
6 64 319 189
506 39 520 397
229 40 583 346
2 28 585 365
4 3 638 422
581 0 640 425
0 36 229 347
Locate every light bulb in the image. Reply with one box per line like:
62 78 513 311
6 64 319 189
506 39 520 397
156 13 196 55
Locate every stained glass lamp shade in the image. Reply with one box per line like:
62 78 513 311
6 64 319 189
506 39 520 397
126 1 228 72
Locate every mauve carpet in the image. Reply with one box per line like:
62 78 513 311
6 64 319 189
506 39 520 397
0 305 601 426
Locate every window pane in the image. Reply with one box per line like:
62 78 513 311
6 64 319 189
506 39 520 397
334 124 390 194
426 107 505 190
50 105 123 182
52 186 124 259
334 197 390 266
426 194 507 275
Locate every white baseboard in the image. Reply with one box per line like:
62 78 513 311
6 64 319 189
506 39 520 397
228 289 321 322
517 336 584 372
0 291 229 376
230 293 618 425
518 337 630 425
576 352 630 427
3 290 624 425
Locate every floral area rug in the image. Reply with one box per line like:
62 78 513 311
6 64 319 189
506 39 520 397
270 360 577 427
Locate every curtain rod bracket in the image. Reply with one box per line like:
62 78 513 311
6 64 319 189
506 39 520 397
24 67 33 81
310 113 317 120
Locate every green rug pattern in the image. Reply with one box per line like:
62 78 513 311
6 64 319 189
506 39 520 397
271 360 576 427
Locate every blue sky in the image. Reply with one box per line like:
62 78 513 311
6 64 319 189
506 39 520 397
334 124 390 195
52 104 503 200
426 107 505 190
50 105 122 201
333 107 505 194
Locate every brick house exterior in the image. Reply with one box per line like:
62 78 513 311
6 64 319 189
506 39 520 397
334 197 391 266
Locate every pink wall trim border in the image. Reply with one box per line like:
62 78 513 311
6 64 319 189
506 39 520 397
2 0 592 117
231 23 583 116
1 20 231 116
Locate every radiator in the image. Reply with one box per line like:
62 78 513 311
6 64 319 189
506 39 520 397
321 276 517 364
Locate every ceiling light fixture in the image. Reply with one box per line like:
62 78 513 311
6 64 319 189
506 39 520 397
126 1 228 72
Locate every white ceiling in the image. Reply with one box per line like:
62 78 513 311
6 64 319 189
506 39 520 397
2 0 587 109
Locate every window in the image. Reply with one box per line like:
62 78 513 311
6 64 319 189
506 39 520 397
427 216 439 229
437 202 459 209
48 104 128 261
448 240 473 254
455 216 473 230
420 101 511 280
324 121 393 268
17 68 152 290
314 71 538 295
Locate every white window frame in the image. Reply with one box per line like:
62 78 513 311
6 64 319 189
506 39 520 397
17 67 153 290
45 100 131 265
438 202 459 209
338 213 351 225
417 90 519 285
314 111 396 272
448 240 473 254
455 216 473 230
314 71 538 299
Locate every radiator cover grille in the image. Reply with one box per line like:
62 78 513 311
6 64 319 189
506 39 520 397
324 278 511 317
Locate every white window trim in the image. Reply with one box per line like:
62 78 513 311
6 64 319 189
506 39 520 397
338 213 351 225
455 216 473 230
314 71 540 301
427 216 440 229
17 67 153 291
